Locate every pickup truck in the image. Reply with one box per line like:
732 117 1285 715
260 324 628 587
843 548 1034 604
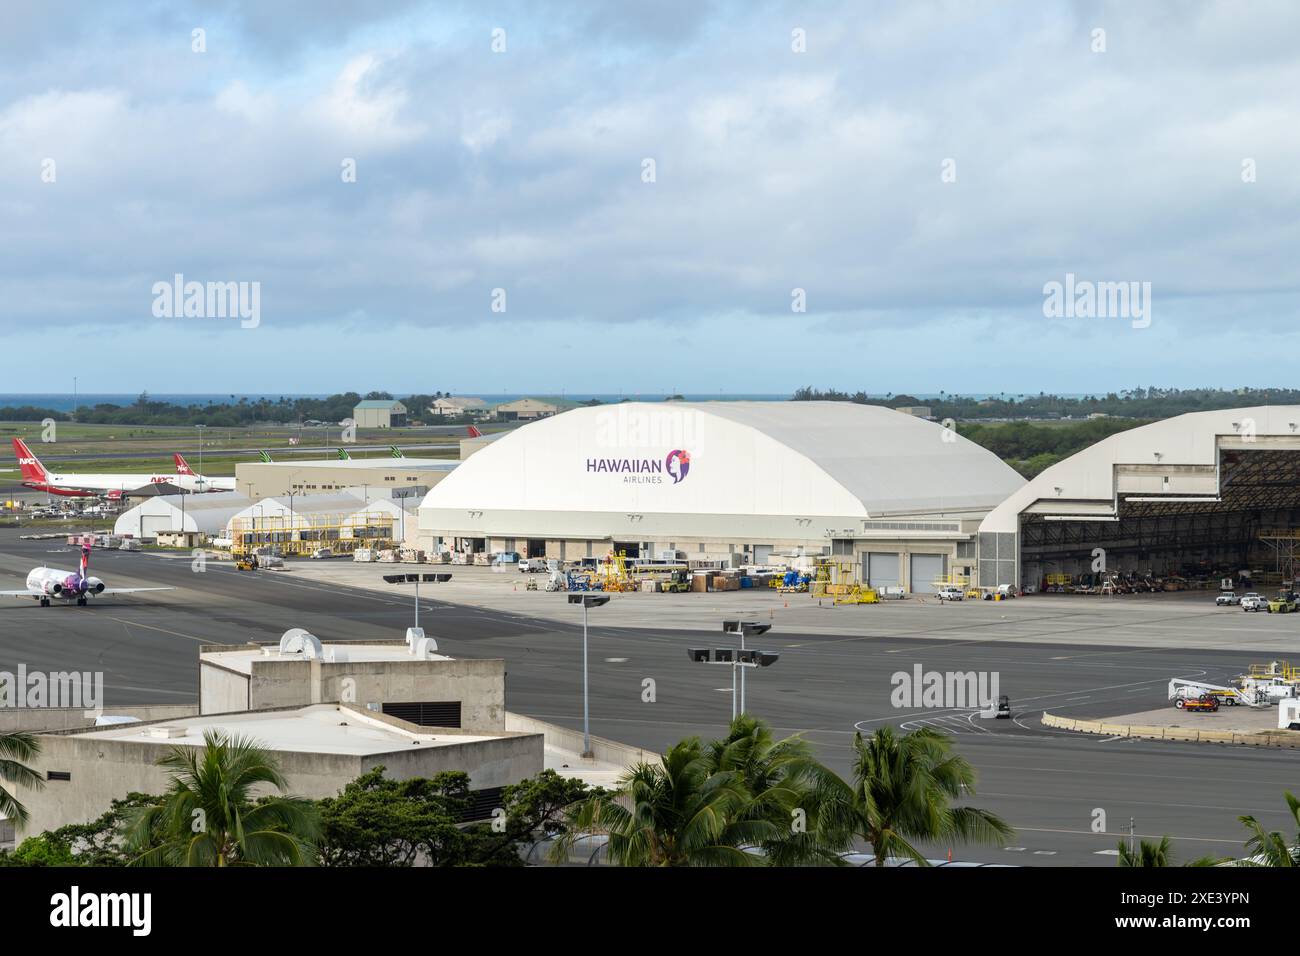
1215 592 1240 606
936 586 964 601
1241 593 1268 612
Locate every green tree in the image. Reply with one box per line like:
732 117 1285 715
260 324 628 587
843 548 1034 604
125 730 319 866
0 731 43 826
461 769 601 866
556 736 766 866
821 727 1013 866
316 767 473 867
703 715 846 866
1117 836 1172 867
1239 791 1300 866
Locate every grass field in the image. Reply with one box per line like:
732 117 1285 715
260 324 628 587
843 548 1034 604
0 420 475 473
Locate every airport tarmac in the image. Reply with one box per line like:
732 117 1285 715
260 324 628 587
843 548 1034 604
1 529 1296 867
288 560 1300 653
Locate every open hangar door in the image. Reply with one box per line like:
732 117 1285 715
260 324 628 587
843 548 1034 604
1018 448 1300 592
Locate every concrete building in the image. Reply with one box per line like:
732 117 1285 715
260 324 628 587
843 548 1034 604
352 399 408 428
13 704 543 839
114 491 251 540
978 406 1300 590
233 456 457 501
419 401 1025 591
198 635 505 730
431 396 488 418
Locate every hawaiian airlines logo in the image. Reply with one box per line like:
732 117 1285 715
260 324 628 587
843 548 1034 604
665 449 691 484
585 449 692 486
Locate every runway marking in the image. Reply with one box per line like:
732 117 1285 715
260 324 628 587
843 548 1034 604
100 616 209 644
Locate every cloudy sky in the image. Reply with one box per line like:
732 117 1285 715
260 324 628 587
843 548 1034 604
1 0 1296 396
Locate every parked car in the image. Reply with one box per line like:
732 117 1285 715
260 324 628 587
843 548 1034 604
1216 592 1241 606
1241 593 1268 612
310 547 333 559
936 586 964 601
994 694 1011 719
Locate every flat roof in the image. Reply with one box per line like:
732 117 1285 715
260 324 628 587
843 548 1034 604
251 458 457 471
76 704 495 756
202 643 454 674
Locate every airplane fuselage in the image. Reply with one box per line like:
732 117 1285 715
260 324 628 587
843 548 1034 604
26 566 106 600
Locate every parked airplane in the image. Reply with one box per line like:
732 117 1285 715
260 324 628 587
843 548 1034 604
389 445 405 458
258 449 274 462
172 454 237 492
336 447 352 460
467 425 483 438
0 546 173 606
11 438 180 499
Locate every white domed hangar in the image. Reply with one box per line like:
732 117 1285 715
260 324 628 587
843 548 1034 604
978 407 1300 591
417 402 1025 592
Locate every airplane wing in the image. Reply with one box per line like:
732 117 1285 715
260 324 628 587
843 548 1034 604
97 587 174 595
0 589 40 598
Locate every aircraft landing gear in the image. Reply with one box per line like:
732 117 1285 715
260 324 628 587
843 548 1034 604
76 596 87 606
40 598 50 607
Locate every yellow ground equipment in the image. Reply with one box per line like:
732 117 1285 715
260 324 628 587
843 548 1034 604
813 560 878 604
597 551 636 592
834 583 880 605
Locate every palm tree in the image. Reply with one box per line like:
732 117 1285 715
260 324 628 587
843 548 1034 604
0 732 44 826
703 715 847 865
1117 836 1172 867
556 736 769 866
1239 791 1300 866
822 727 1013 866
125 729 320 866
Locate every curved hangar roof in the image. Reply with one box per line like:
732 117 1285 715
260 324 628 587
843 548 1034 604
979 406 1300 534
420 402 1024 519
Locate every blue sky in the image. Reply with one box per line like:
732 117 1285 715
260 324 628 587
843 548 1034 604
1 0 1296 395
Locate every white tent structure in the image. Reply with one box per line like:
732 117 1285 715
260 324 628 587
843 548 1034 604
418 402 1024 590
115 492 252 539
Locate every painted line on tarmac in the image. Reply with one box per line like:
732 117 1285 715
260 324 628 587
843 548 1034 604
100 616 210 644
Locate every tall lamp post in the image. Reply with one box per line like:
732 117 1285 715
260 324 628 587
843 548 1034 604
568 593 609 757
688 621 779 720
383 571 452 637
195 424 206 492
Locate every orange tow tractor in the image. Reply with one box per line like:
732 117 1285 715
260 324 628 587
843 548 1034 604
1175 694 1220 713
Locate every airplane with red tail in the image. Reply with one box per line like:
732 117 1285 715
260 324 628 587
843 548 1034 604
172 453 236 492
11 437 182 499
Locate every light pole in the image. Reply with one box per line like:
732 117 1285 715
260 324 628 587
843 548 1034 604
196 424 206 492
384 572 452 636
568 593 609 757
723 620 771 715
688 622 779 721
